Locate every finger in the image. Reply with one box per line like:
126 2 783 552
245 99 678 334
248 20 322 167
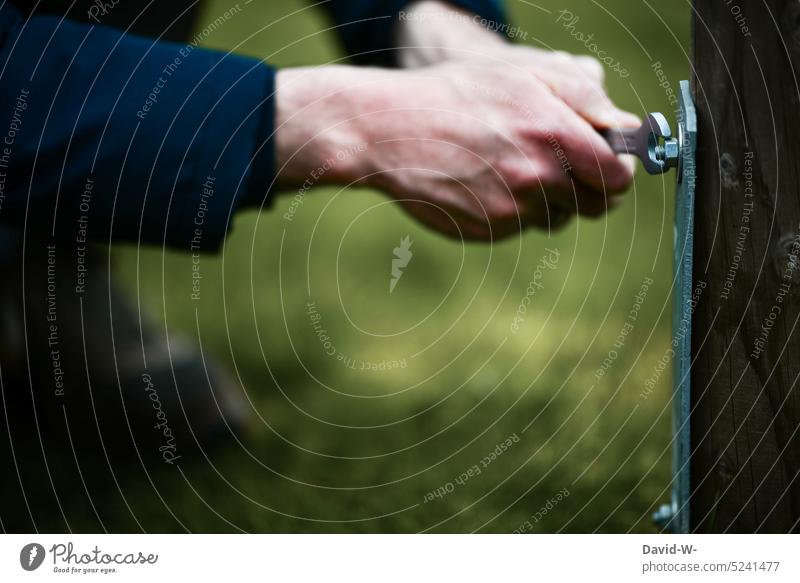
540 70 640 130
511 186 575 232
398 199 494 241
521 204 575 232
526 205 573 231
513 201 573 233
455 188 570 239
548 102 636 194
543 180 626 218
540 53 606 88
575 56 605 85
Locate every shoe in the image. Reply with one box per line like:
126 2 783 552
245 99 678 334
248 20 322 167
2 241 252 459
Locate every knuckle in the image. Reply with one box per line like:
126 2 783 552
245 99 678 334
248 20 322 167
487 196 523 222
577 56 605 79
550 50 573 64
538 165 571 188
571 78 602 104
496 158 538 191
469 190 523 228
521 120 565 147
600 169 632 194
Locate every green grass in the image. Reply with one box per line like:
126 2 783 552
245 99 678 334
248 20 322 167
31 0 694 532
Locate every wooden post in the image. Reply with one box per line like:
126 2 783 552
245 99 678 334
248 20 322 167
691 0 800 532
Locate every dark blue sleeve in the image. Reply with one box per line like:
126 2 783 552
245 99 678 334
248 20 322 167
0 3 275 252
321 0 508 66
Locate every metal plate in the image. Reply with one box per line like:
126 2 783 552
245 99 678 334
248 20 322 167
656 79 697 533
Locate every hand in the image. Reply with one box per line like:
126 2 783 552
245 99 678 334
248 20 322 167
275 61 635 240
396 1 641 130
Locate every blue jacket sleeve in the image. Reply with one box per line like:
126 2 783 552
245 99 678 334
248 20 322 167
320 0 507 66
0 3 275 252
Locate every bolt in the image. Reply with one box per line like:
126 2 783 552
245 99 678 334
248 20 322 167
652 503 675 529
663 138 680 168
655 138 679 168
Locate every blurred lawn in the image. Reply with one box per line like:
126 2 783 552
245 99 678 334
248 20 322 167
106 0 690 532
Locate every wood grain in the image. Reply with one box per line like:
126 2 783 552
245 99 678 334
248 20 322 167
691 0 800 532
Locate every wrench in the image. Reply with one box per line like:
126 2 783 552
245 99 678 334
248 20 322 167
601 112 679 175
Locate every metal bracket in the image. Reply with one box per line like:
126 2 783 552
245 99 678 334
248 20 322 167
604 81 697 533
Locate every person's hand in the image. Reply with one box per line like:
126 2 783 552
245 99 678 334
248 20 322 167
395 1 640 130
275 60 636 240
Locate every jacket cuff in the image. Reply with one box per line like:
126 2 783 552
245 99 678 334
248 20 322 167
160 60 276 253
240 72 277 211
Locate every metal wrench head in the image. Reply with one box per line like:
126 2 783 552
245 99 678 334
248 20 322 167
603 112 675 175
